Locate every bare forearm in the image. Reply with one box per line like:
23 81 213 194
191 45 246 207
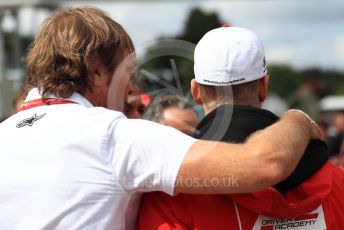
175 141 262 194
174 110 319 194
243 110 314 189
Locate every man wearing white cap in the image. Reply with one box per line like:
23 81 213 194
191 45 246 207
138 27 344 229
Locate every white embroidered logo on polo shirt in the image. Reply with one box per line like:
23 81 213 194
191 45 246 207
252 205 326 230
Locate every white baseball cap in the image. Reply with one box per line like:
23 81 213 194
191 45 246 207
194 26 267 86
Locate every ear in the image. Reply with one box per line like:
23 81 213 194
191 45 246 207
258 75 269 103
88 60 109 87
191 79 203 105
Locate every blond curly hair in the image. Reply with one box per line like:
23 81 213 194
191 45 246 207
26 7 134 98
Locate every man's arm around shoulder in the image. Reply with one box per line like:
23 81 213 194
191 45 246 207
175 110 321 194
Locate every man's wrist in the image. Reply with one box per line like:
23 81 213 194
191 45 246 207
282 110 314 139
283 109 322 139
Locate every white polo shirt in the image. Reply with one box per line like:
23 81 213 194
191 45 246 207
0 88 196 230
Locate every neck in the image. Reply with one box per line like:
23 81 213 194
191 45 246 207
82 91 108 108
203 101 261 115
82 91 97 107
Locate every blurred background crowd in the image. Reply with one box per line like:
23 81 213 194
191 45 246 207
1 0 344 165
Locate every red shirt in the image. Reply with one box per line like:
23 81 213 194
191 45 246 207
137 163 344 230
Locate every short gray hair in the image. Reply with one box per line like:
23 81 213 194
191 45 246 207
144 93 196 124
198 79 260 111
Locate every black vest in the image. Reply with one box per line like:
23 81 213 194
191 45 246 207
193 104 329 193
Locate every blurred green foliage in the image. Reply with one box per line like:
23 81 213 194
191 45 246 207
140 8 223 95
176 8 223 44
268 65 303 98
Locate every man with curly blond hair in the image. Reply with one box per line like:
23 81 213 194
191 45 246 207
0 7 321 229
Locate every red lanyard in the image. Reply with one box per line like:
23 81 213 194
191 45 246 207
18 98 77 112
